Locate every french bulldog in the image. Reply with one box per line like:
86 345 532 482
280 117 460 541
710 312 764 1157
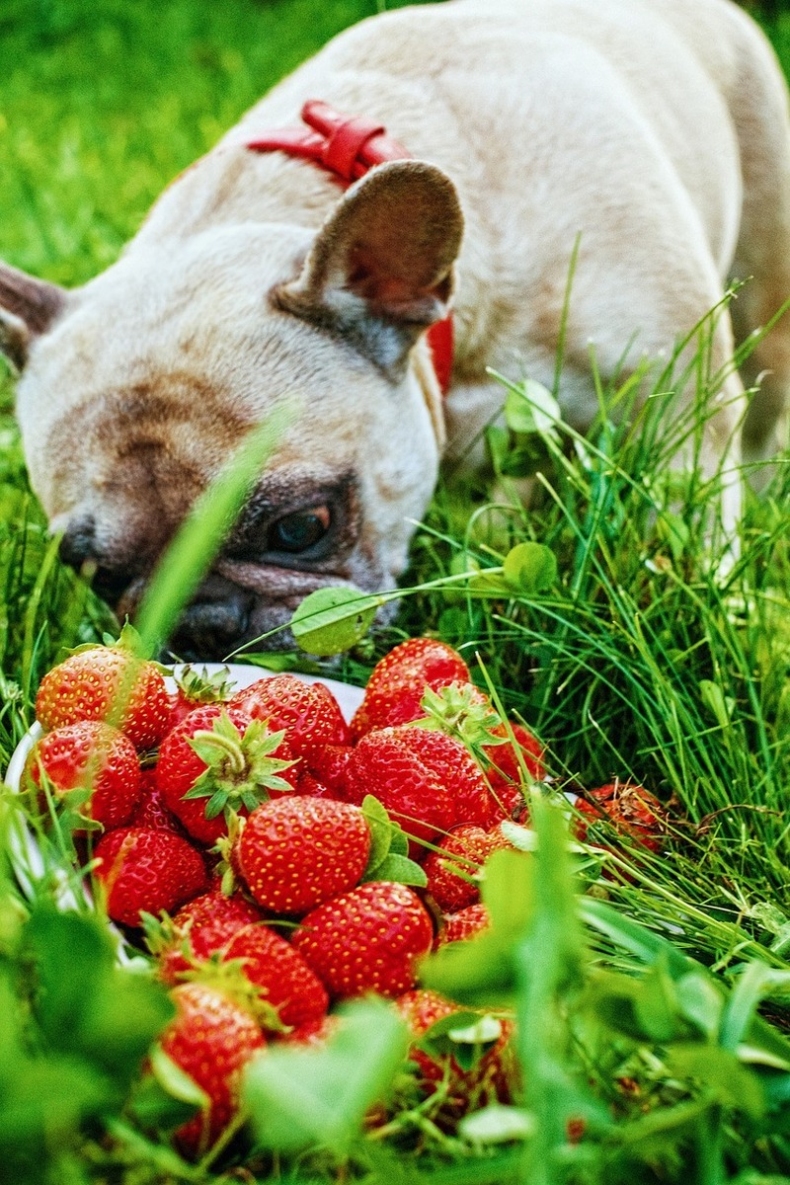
2 0 790 659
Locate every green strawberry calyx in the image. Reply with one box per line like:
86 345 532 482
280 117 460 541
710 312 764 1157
213 813 245 896
412 682 507 759
183 711 296 819
174 664 236 705
67 622 171 674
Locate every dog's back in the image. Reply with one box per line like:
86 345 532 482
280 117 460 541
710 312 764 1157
134 0 788 458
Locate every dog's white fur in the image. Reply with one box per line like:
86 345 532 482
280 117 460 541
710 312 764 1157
2 0 790 655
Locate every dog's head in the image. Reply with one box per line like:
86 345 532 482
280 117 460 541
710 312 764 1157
0 161 463 658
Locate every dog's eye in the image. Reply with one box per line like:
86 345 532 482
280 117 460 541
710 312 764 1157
267 505 331 553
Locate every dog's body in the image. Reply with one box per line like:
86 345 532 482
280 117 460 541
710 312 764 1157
2 0 790 656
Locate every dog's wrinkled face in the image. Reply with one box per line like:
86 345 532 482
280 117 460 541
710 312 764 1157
1 161 463 658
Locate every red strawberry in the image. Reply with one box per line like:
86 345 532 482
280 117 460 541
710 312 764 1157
396 727 493 829
393 989 516 1112
147 888 264 984
35 639 170 751
237 796 370 915
482 722 545 821
296 772 334 799
93 826 208 927
166 665 235 735
279 1013 338 1047
423 824 511 914
292 881 433 999
223 923 329 1029
230 675 350 756
158 982 265 1157
131 768 185 835
27 720 142 831
351 638 471 739
344 726 491 852
302 743 353 797
438 903 491 947
574 781 666 853
156 705 298 845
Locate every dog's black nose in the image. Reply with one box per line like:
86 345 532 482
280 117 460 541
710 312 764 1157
59 515 140 608
170 575 255 661
59 514 98 569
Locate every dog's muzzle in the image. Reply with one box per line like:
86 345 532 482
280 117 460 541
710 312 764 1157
58 519 256 660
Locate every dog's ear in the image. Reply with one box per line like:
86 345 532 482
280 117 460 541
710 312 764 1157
0 262 67 372
276 159 463 378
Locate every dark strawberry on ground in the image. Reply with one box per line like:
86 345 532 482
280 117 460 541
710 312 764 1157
574 780 667 853
35 630 171 751
438 903 491 947
482 722 546 821
230 674 350 756
157 982 265 1158
27 720 142 831
146 888 264 985
237 796 370 915
292 881 434 999
423 824 512 914
223 923 329 1030
351 638 471 739
93 826 208 927
156 705 298 846
166 665 236 736
393 988 517 1114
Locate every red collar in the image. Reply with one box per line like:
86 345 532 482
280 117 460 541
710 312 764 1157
246 100 454 396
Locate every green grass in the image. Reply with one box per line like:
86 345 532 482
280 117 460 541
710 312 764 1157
4 1 790 1181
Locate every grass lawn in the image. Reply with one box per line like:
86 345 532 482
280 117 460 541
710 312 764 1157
3 1 790 1182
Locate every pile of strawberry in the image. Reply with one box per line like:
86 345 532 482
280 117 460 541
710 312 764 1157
24 631 668 1157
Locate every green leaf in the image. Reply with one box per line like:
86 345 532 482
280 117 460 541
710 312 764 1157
481 848 534 937
502 543 557 595
484 424 512 471
720 961 773 1053
361 795 394 873
504 379 561 441
699 679 734 730
149 1046 208 1109
666 1045 765 1119
424 930 515 1005
290 587 380 656
365 852 427 887
460 1104 535 1144
129 1047 207 1130
633 957 680 1043
244 999 409 1152
416 1010 500 1073
359 799 426 885
656 510 690 562
389 827 409 857
0 1057 113 1149
23 905 173 1084
675 971 724 1040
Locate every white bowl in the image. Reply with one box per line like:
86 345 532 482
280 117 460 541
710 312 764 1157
4 664 365 962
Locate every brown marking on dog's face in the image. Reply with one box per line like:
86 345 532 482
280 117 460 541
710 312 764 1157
8 162 462 657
